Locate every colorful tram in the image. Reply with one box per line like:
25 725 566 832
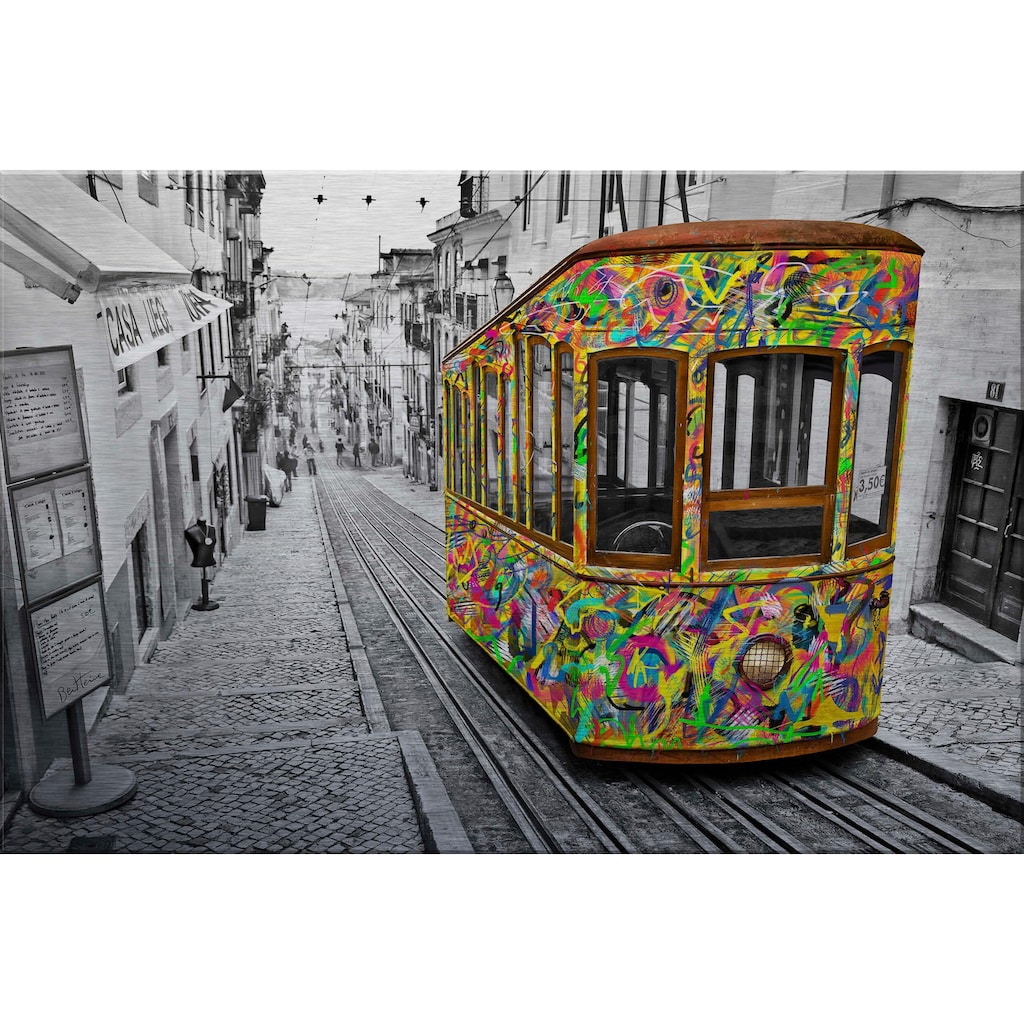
442 221 923 763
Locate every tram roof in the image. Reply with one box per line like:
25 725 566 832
575 220 924 259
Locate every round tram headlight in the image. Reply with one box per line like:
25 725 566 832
738 636 789 689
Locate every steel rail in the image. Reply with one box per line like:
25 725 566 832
320 473 636 853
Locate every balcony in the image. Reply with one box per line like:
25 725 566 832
226 280 252 319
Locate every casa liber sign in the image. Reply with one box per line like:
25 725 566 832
101 283 231 371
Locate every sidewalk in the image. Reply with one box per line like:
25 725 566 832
1 471 472 854
369 466 1022 820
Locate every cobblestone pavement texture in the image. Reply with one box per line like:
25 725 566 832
2 473 445 854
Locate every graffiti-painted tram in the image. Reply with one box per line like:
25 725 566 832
442 221 923 763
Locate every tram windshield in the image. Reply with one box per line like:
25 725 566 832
706 351 838 563
592 353 679 557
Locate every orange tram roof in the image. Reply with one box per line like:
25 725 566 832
575 219 924 259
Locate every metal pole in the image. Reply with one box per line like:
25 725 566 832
66 701 92 786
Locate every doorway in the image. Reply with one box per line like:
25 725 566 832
940 403 1023 641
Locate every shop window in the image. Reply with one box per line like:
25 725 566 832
705 350 840 565
590 352 683 564
157 345 169 367
847 345 907 556
117 366 133 393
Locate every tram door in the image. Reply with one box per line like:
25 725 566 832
940 404 1023 641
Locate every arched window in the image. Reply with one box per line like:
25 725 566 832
588 350 686 568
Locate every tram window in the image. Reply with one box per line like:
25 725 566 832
706 351 839 564
558 348 574 546
530 341 555 537
484 370 500 510
502 375 514 518
453 390 465 495
517 338 528 526
592 354 679 558
848 347 905 553
709 353 834 491
470 367 481 503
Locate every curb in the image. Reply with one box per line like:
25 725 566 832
871 728 1023 821
311 478 392 734
396 731 475 854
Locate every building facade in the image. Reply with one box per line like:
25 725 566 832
1 169 277 804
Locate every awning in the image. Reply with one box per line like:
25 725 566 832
1 172 232 370
100 282 232 371
1 171 191 290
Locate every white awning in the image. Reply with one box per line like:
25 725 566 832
1 172 232 370
100 282 232 371
0 171 192 290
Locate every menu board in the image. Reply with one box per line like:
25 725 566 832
1 347 88 483
11 468 101 606
29 582 111 719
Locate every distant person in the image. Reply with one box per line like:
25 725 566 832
301 433 309 450
368 438 380 468
352 444 362 467
277 450 292 492
318 438 325 453
303 442 317 476
335 437 346 467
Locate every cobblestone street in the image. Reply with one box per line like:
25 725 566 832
1 474 467 854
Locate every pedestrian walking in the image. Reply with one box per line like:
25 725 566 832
318 439 325 454
301 434 309 450
277 450 292 492
352 444 362 467
368 438 380 468
284 449 298 489
335 437 346 467
303 442 318 476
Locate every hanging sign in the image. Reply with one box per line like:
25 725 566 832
99 283 232 372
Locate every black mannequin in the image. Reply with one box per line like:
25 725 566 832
184 519 217 568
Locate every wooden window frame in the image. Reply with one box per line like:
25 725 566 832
701 346 846 571
845 340 910 560
586 348 688 571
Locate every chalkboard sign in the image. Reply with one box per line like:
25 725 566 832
10 467 101 606
1 347 88 484
29 581 112 719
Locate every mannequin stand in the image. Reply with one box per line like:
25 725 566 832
192 566 219 611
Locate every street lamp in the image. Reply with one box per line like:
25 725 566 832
493 269 515 314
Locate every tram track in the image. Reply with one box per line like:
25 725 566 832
319 471 638 853
316 469 1019 854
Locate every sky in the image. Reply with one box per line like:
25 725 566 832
259 170 459 279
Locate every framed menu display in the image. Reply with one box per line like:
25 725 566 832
1 347 88 484
10 467 101 606
28 581 112 719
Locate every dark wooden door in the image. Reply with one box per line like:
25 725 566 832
941 404 1023 640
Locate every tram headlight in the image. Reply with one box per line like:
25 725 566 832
738 636 789 689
